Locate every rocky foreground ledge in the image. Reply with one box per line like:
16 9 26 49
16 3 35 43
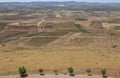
0 74 113 78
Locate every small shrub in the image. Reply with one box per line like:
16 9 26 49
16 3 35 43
19 66 28 77
68 67 74 73
86 68 92 76
110 33 115 36
2 44 5 47
112 45 117 48
19 66 26 75
39 68 44 75
54 70 58 75
101 69 107 77
67 67 75 76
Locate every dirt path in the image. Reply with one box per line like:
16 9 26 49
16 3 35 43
48 32 81 46
54 11 62 18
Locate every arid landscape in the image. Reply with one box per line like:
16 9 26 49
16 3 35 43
0 1 120 78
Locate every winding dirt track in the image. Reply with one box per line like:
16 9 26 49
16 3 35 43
48 32 81 46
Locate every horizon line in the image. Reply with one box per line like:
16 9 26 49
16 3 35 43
0 1 120 3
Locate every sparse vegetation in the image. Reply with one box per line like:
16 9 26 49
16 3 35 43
26 37 60 46
74 24 89 33
0 2 120 78
2 44 5 47
54 70 58 75
19 66 28 77
67 67 75 76
86 68 92 76
26 32 68 37
75 18 88 21
39 68 45 75
101 69 107 78
0 25 5 31
112 45 117 48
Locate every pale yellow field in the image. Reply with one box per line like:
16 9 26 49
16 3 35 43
103 23 120 29
0 46 120 78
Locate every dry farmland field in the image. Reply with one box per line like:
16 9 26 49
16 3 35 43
0 2 120 78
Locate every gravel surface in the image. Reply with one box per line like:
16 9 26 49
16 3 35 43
0 74 113 78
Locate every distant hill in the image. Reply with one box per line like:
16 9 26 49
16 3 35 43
0 2 120 11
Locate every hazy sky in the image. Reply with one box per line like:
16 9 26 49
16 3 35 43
0 0 120 3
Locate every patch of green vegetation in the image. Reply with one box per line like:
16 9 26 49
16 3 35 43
67 67 75 76
26 32 69 37
25 28 79 46
26 32 45 37
0 32 28 43
66 29 79 32
44 32 68 36
0 25 5 31
26 37 59 46
55 23 76 29
39 68 45 75
0 32 27 40
6 32 28 38
19 66 27 75
74 24 89 33
86 68 92 76
75 18 88 21
19 66 28 77
55 23 79 32
101 69 107 77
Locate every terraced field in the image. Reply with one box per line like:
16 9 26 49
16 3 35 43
0 22 80 47
0 18 120 78
0 32 28 43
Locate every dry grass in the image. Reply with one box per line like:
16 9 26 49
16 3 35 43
103 23 120 29
0 45 120 78
0 16 120 78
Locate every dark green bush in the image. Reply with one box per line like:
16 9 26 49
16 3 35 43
101 69 106 76
68 67 74 73
39 68 44 75
67 67 75 76
19 66 27 75
86 68 92 76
